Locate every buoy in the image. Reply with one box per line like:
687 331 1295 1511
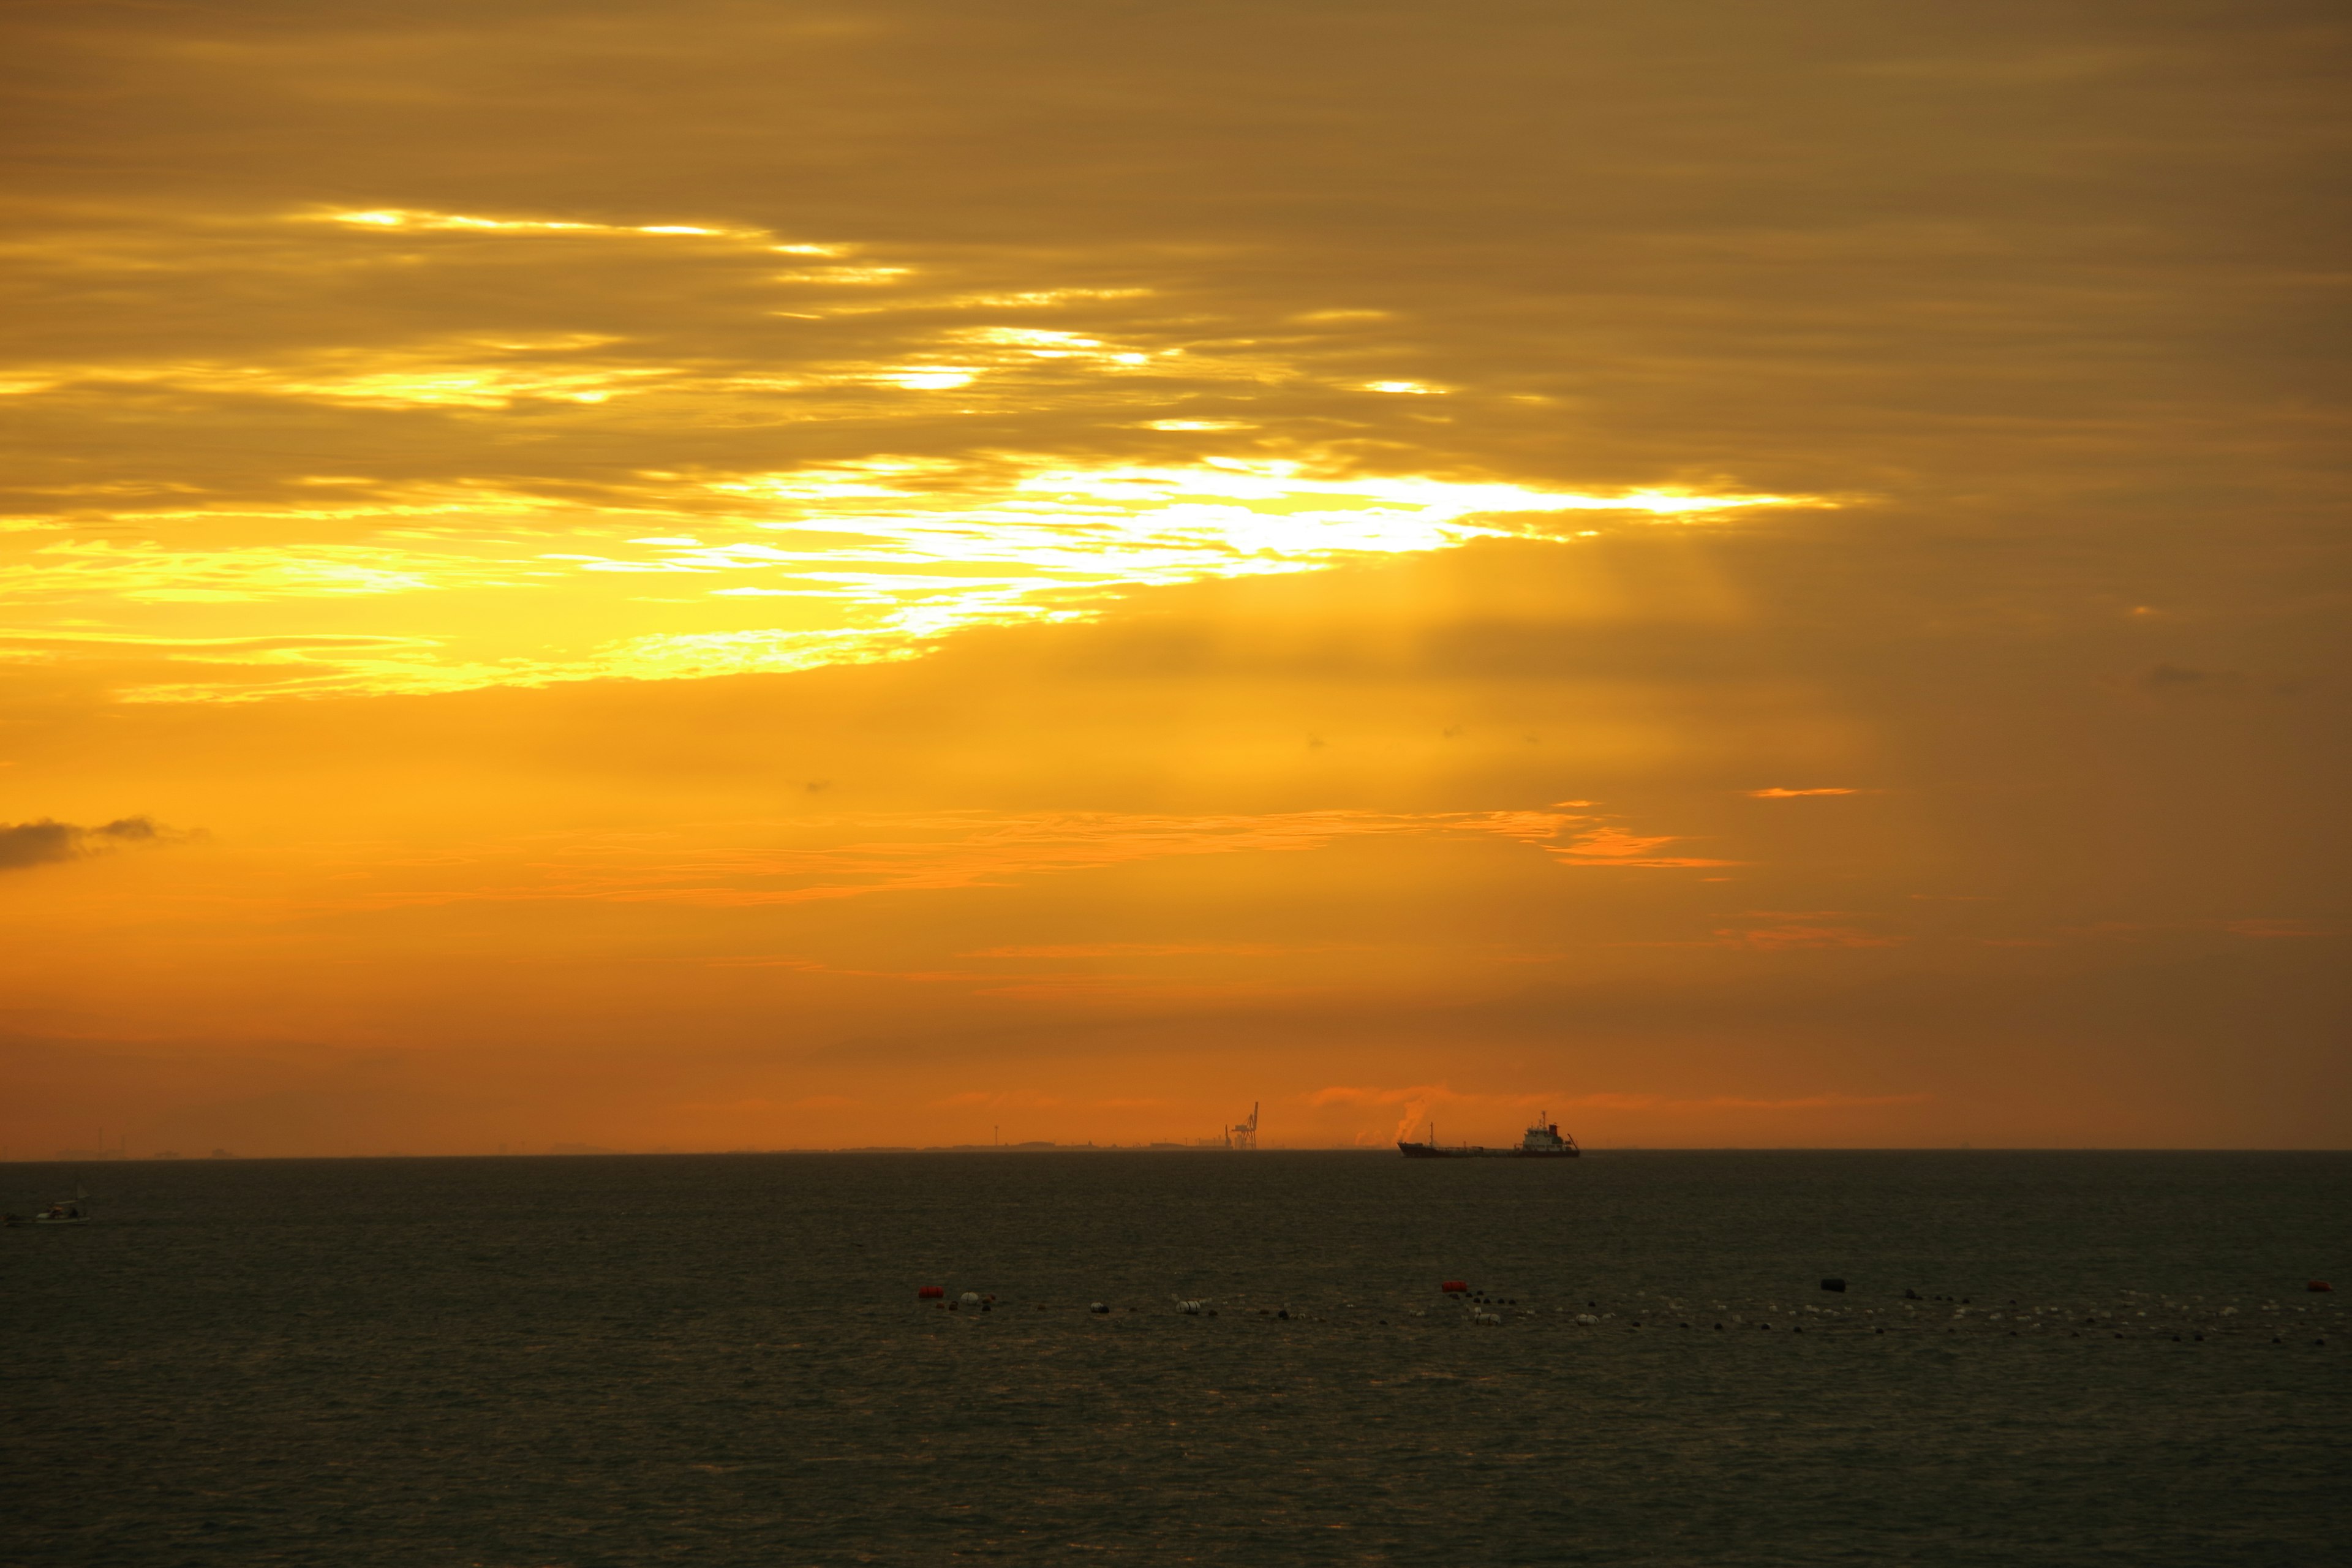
1472 1310 1501 1326
1441 1280 1468 1294
1090 1302 1109 1314
960 1292 981 1305
2308 1281 2333 1292
1820 1278 1847 1293
1277 1308 1288 1320
918 1286 945 1300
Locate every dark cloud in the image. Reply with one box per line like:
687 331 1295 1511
0 816 166 871
2139 663 2245 693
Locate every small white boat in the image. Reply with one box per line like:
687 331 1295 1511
18 1191 91 1226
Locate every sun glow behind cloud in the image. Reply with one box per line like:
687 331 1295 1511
0 202 1822 701
318 208 771 242
6 456 1811 701
4 459 1802 698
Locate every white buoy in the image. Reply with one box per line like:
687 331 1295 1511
960 1291 981 1306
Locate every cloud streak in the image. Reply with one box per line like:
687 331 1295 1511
329 805 1694 911
0 816 165 872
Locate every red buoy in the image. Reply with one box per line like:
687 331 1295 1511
1441 1280 1469 1294
2310 1281 2334 1293
918 1286 945 1299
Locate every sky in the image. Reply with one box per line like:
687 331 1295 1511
2 0 2345 1156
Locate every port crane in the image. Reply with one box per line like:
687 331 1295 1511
1226 1102 1259 1150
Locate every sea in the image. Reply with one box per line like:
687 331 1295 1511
4 1150 2343 1566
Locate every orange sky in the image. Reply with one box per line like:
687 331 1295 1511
2 1 2345 1155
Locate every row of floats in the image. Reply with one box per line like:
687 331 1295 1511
918 1285 1280 1319
911 1277 2339 1340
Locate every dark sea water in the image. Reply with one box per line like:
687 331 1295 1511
4 1151 2343 1566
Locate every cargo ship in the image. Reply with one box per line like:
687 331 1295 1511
1398 1115 1579 1159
